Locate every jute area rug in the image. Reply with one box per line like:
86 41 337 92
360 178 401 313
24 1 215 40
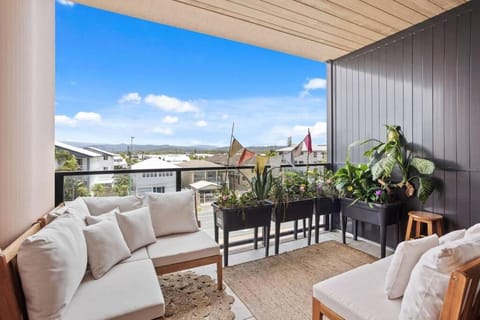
158 271 235 320
223 240 377 320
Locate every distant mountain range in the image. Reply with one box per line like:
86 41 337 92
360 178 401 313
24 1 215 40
64 141 284 154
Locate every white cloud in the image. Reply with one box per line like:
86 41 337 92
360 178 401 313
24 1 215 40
74 112 102 122
162 116 179 124
55 112 102 127
152 127 173 135
292 121 327 137
221 114 229 120
118 92 142 104
300 78 326 97
144 94 199 113
195 120 208 127
55 115 77 126
57 0 75 6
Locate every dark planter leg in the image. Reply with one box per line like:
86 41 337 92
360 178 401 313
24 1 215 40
262 226 266 247
325 214 330 231
214 224 219 243
223 230 229 267
353 220 358 241
294 220 298 240
380 224 387 258
265 224 270 257
341 215 347 244
254 227 258 249
303 218 307 238
315 213 320 244
275 221 281 255
308 216 312 245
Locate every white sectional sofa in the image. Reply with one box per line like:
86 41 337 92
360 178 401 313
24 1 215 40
312 227 480 320
13 190 222 320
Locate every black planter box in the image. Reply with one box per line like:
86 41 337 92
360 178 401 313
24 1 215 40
340 198 402 258
313 197 340 243
272 198 314 222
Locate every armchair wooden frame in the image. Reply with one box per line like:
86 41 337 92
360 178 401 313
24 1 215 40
312 256 480 320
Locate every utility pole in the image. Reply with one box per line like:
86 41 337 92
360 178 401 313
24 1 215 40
130 136 135 163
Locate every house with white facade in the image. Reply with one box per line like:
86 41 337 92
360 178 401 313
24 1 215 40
131 158 178 194
276 145 327 165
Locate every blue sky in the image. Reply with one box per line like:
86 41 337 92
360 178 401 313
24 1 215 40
55 0 327 147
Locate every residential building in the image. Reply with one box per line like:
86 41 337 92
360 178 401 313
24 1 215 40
176 159 222 189
276 145 327 165
131 158 178 194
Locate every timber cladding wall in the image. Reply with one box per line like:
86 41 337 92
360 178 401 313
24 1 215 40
329 1 479 232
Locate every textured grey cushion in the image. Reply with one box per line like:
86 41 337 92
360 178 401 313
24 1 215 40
115 207 156 252
18 215 88 320
84 207 119 225
65 197 91 225
146 190 199 237
83 220 131 279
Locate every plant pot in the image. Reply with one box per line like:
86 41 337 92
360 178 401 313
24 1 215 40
272 198 314 223
314 197 340 242
212 201 274 266
340 198 402 258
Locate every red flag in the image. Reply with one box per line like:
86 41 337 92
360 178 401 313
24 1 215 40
304 130 313 153
238 148 255 165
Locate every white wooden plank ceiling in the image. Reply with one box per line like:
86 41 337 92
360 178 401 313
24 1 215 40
73 0 468 61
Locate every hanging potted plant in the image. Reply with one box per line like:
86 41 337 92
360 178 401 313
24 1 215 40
211 166 274 266
333 125 436 257
270 170 315 254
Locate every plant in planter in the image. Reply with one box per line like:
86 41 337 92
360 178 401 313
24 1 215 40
211 167 274 266
270 170 316 254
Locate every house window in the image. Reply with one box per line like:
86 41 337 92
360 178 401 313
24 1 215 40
103 167 108 171
313 152 317 158
153 186 165 193
103 155 108 160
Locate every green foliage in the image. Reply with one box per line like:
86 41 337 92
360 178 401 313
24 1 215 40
250 167 273 201
309 168 338 199
92 184 105 197
342 125 437 205
216 184 261 209
55 149 79 171
113 175 131 196
271 170 316 203
63 177 90 200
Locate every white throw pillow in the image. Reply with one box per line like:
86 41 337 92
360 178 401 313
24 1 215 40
115 207 156 252
147 190 199 237
400 237 480 319
384 234 439 299
82 195 143 215
18 215 88 320
465 223 480 240
65 197 91 225
439 229 466 244
83 220 131 279
84 207 119 225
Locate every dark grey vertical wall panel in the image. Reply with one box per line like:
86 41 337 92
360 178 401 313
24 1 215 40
330 1 480 230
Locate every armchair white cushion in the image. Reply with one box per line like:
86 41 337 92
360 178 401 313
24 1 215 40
84 207 119 225
18 215 88 320
83 220 131 279
400 237 480 319
115 207 156 252
146 190 199 237
65 197 91 225
439 229 466 244
384 234 439 299
83 195 143 215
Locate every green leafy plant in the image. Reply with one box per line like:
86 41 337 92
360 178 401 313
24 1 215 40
271 170 316 203
250 167 273 201
310 168 339 199
341 125 436 205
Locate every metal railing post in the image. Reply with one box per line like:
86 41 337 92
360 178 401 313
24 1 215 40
55 173 65 206
176 170 182 192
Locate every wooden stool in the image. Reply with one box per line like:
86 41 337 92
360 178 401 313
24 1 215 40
405 211 444 240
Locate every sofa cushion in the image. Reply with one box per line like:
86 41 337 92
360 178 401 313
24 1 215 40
439 229 466 244
400 237 480 319
83 195 143 215
115 207 156 252
120 247 150 264
84 207 119 225
384 234 439 299
465 223 480 240
63 260 165 320
18 215 88 320
65 197 91 225
83 220 131 279
313 256 401 320
147 230 220 267
146 190 199 237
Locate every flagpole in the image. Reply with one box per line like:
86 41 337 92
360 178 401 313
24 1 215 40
226 122 235 188
306 129 310 179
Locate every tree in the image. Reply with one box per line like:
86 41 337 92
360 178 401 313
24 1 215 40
55 149 79 171
92 184 105 197
113 174 131 196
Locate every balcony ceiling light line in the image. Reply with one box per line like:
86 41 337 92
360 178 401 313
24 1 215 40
173 0 353 52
